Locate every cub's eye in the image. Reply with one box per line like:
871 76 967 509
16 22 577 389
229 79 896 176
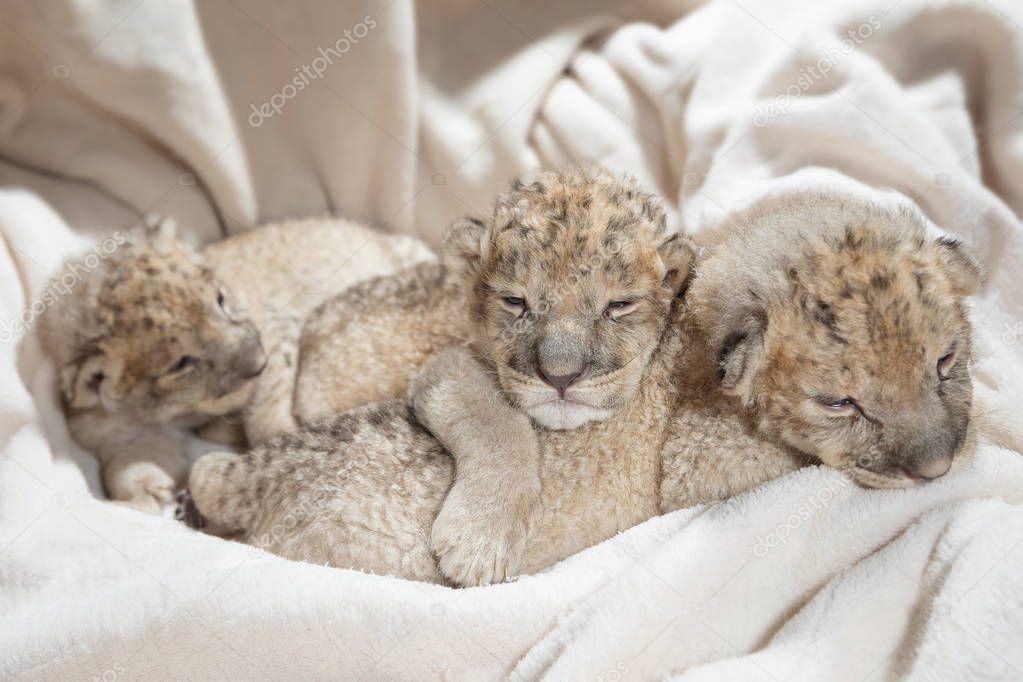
502 296 527 310
937 350 957 380
167 355 199 375
604 300 636 319
814 396 859 417
216 289 233 316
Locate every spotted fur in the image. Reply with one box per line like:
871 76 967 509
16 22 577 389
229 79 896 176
192 185 981 586
296 166 692 430
685 193 981 490
39 218 264 424
39 216 433 512
189 168 698 581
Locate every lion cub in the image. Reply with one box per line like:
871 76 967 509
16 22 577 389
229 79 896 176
38 216 431 512
188 169 697 582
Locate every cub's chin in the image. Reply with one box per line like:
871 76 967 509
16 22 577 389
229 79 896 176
527 400 615 431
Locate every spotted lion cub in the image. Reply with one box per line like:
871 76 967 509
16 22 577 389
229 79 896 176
38 217 431 512
188 168 697 581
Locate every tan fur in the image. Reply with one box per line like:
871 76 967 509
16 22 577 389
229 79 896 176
294 167 690 431
202 218 434 444
294 262 464 422
415 195 981 584
39 216 432 512
190 184 980 586
189 168 697 583
406 350 540 584
685 194 980 489
426 194 982 556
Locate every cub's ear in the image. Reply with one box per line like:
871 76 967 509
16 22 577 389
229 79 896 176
718 310 767 406
142 213 178 242
657 233 698 296
441 217 490 285
936 236 982 296
128 214 187 256
59 353 108 410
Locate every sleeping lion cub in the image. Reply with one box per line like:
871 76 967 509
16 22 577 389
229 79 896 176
38 216 431 512
189 168 698 581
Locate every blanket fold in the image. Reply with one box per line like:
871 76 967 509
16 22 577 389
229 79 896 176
1 0 1021 679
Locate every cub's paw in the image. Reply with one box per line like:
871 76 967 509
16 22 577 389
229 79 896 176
431 479 538 587
107 463 176 515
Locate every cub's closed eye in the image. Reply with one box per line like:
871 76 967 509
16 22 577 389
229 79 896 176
502 296 527 309
937 350 957 380
604 300 636 318
814 396 860 417
167 355 199 374
217 289 233 316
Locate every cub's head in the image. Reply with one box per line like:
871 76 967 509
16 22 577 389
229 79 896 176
444 168 696 430
39 217 266 424
693 198 981 488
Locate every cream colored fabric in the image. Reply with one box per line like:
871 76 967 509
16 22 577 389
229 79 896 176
2 0 1023 679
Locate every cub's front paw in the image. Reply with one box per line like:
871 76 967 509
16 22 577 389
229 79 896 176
431 479 538 587
107 463 177 515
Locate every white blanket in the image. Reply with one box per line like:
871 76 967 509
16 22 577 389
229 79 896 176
2 0 1022 679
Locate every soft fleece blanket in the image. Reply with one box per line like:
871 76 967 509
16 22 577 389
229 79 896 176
2 0 1023 679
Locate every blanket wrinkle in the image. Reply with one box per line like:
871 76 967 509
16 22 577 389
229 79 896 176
890 503 984 678
1 0 1022 679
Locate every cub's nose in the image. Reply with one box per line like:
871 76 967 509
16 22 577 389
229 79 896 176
234 334 267 380
539 366 586 394
902 453 954 481
242 355 268 379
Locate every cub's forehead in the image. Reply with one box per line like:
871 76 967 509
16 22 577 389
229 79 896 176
798 237 962 322
97 246 216 320
775 238 968 378
487 226 662 295
486 198 663 283
109 241 208 281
